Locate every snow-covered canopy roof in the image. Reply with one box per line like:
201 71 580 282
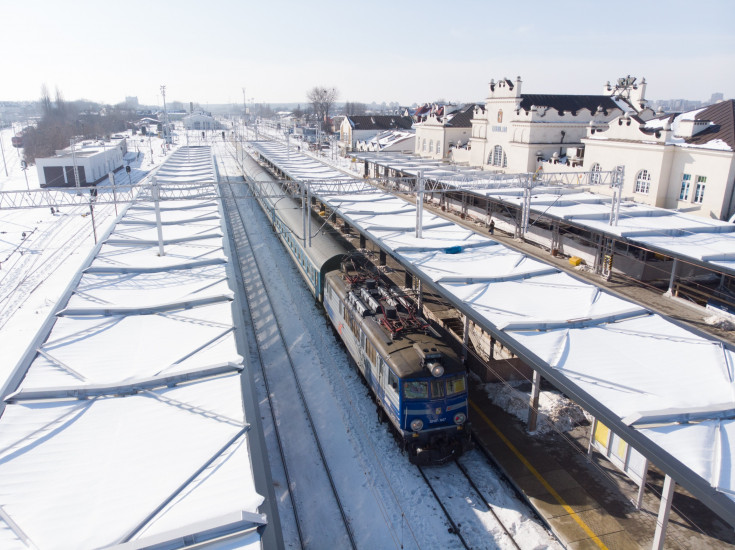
0 147 269 548
351 151 735 277
253 142 735 526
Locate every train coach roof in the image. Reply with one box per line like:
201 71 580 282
243 154 350 270
250 141 735 527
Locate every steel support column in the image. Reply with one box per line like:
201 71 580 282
415 170 424 239
528 369 542 432
152 177 165 256
652 474 676 550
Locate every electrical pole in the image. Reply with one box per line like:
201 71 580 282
160 85 171 145
242 88 248 122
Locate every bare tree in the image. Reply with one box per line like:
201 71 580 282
55 86 67 115
40 84 52 116
307 86 339 123
344 101 366 116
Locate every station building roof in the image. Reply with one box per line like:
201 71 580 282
252 141 735 527
0 147 273 548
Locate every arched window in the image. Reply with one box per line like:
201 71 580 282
492 145 504 166
422 139 427 152
436 141 442 155
429 140 434 153
590 163 602 184
634 170 651 194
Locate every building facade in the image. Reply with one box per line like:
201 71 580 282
466 77 643 172
582 100 735 220
183 112 221 130
36 138 127 188
414 104 475 160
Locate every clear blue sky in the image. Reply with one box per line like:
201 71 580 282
2 0 733 107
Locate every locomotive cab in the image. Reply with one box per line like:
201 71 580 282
399 343 472 464
323 262 472 465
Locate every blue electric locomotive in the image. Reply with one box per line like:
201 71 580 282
243 152 472 464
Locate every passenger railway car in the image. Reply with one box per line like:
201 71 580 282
242 152 472 464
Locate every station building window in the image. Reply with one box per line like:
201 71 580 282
694 176 706 203
679 174 691 201
634 170 651 194
590 163 602 184
489 145 506 167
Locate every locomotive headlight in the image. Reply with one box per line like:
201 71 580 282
453 412 466 425
428 362 444 378
410 418 424 432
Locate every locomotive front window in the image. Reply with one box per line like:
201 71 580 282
430 380 445 399
446 376 466 396
404 381 428 399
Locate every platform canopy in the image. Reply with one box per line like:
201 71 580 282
255 142 735 527
0 147 270 549
352 151 735 277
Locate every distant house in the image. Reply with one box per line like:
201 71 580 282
339 115 413 153
183 112 221 131
414 104 476 160
582 99 735 220
167 109 188 121
36 138 127 188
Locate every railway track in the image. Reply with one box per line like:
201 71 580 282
215 135 563 549
0 202 114 331
419 457 523 550
220 163 356 549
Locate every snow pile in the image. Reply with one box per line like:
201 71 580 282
704 314 735 331
482 380 591 434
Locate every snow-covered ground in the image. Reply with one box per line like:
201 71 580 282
216 138 561 549
0 127 167 391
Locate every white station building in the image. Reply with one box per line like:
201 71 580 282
36 137 127 188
